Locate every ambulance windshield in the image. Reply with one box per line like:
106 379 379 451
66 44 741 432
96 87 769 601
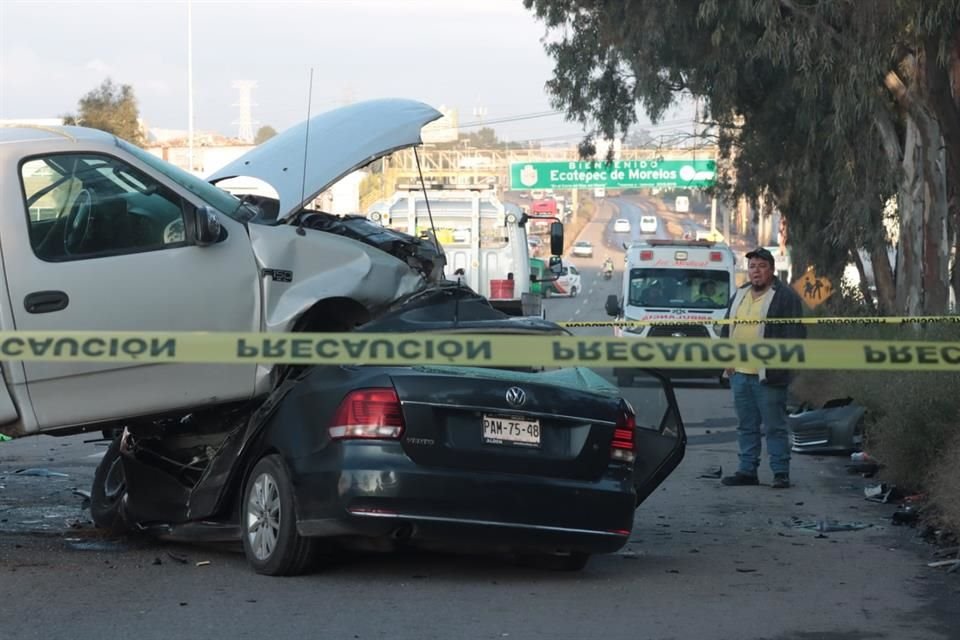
627 268 730 309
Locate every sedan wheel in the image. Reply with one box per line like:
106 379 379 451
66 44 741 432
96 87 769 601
90 437 131 534
242 454 316 576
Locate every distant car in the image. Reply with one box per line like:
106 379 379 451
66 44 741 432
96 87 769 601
527 235 544 257
639 215 658 234
613 218 631 233
571 240 594 257
544 260 582 297
696 229 725 242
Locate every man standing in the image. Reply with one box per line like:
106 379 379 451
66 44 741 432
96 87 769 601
720 248 806 489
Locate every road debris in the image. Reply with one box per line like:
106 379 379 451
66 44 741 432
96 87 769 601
0 434 12 442
864 483 898 504
14 468 69 478
892 505 920 526
166 551 189 564
927 560 960 569
698 465 722 479
788 517 872 533
195 561 211 567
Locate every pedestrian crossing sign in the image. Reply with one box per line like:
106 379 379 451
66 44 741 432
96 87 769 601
792 268 833 308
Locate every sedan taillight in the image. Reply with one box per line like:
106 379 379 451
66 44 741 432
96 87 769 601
329 388 405 440
610 403 636 463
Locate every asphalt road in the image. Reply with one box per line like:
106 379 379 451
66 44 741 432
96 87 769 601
1 202 958 640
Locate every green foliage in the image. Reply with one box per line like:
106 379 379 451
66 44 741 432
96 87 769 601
524 0 960 311
64 78 144 146
254 125 278 144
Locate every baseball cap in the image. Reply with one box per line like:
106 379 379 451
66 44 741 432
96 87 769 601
745 247 775 266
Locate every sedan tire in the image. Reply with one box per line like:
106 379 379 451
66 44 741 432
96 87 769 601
90 437 131 534
242 454 317 576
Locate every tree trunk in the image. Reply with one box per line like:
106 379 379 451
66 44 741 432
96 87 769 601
851 249 876 311
869 243 896 314
896 116 927 316
885 64 951 316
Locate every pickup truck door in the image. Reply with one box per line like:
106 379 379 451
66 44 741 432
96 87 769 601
6 151 260 432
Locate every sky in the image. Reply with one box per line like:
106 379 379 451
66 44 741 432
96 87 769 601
0 0 695 144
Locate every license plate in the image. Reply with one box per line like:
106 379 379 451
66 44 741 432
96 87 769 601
482 414 541 447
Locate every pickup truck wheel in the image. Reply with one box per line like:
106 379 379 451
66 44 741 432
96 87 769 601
90 438 131 534
241 454 316 576
570 286 578 298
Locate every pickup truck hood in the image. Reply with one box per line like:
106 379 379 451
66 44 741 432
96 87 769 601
207 98 442 221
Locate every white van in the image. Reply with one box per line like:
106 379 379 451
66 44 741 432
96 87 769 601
544 259 583 297
605 239 736 385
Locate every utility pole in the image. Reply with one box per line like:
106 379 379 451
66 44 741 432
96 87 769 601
187 0 194 172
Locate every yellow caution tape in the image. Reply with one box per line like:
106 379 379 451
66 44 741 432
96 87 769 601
0 330 959 371
559 315 960 328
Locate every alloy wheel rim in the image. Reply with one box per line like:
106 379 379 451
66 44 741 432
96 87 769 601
246 472 281 561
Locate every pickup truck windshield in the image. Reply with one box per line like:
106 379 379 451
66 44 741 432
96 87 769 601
118 139 254 223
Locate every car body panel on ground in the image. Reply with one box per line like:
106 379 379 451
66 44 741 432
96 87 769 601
788 398 865 453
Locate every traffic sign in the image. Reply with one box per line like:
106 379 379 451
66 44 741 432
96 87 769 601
510 159 716 190
792 268 833 308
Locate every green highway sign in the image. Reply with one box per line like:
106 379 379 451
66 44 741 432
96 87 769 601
509 159 716 190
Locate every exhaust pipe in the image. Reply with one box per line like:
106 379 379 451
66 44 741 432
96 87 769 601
390 523 414 541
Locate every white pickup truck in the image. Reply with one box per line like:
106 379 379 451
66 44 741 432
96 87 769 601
0 99 445 440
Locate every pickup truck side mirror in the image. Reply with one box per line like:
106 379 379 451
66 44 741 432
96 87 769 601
193 205 222 246
605 294 622 317
550 222 564 256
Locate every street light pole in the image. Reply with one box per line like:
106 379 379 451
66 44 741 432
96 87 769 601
187 0 194 173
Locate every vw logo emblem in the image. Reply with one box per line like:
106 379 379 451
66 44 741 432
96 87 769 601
505 386 527 408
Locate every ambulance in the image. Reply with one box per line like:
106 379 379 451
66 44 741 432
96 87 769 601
604 239 736 386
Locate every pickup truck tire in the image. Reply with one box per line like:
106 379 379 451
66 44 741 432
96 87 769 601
241 454 317 576
90 438 131 534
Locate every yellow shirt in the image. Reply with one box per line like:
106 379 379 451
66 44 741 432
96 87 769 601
732 289 771 375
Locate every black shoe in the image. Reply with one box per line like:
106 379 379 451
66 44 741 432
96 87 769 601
721 472 759 486
771 473 791 489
